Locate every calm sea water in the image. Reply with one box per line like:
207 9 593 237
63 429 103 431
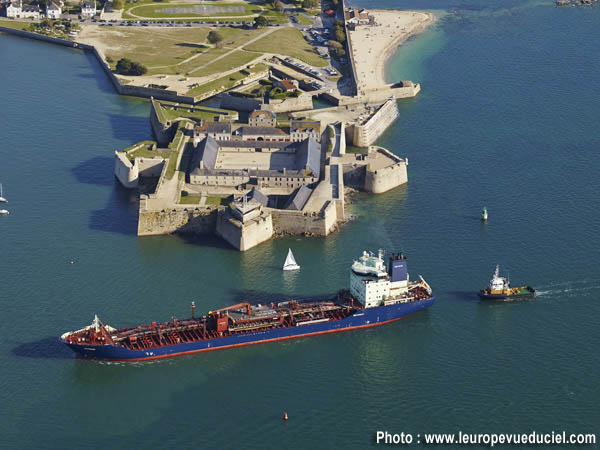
1 1 599 448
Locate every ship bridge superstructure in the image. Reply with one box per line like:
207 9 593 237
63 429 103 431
350 250 415 308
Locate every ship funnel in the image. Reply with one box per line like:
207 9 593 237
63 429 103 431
388 253 408 282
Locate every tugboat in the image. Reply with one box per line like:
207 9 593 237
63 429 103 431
478 265 536 301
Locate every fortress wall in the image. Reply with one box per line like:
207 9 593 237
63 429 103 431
114 151 138 188
339 122 347 155
349 99 399 147
150 100 176 146
365 155 408 194
137 205 218 236
340 0 359 96
263 94 314 113
137 158 165 177
0 26 81 48
219 93 263 112
271 201 337 236
342 164 367 189
216 210 273 251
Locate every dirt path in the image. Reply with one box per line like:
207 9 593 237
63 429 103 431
188 25 280 74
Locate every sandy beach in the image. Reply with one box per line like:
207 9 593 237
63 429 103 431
347 10 434 91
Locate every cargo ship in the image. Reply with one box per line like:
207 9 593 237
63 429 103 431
60 250 435 361
478 265 536 301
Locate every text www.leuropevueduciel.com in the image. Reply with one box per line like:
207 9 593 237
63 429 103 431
375 431 596 447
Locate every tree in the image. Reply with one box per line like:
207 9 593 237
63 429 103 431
254 15 268 27
274 0 284 12
207 30 223 48
112 0 124 9
334 24 345 43
116 58 147 76
302 0 317 8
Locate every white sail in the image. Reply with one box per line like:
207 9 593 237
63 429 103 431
0 183 6 203
283 248 300 271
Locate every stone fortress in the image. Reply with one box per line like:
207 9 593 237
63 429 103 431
114 99 408 251
106 3 429 251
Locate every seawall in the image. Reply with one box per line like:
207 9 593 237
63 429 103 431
347 99 400 147
138 205 219 236
271 201 338 236
364 147 408 194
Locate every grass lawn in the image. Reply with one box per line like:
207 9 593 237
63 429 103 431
206 196 230 205
0 20 31 31
346 145 369 154
179 195 230 205
160 104 236 122
189 50 260 77
96 28 210 71
123 2 261 19
296 14 314 26
179 195 203 204
86 26 269 76
186 63 267 96
244 27 328 67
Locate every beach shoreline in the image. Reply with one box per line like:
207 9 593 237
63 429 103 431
348 10 435 90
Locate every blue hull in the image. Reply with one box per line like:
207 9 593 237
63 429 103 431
62 297 435 361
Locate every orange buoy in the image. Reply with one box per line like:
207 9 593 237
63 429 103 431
283 411 288 420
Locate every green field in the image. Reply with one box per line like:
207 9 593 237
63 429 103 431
0 20 31 31
244 27 328 67
159 104 237 122
123 1 261 19
90 26 273 76
186 63 267 96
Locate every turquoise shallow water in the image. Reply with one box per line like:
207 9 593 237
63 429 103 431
1 1 599 448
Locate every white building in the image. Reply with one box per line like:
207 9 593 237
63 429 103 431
21 3 40 18
46 1 61 18
6 0 22 17
80 0 95 17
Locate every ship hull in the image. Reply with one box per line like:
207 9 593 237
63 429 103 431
62 297 435 361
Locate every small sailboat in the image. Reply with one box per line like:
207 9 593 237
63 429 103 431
0 183 7 203
481 206 488 221
283 248 300 271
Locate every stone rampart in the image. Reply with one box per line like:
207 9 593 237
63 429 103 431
347 99 399 147
150 99 176 146
138 205 219 236
364 147 408 194
114 151 138 188
271 201 337 236
219 93 262 112
263 94 314 113
215 208 273 251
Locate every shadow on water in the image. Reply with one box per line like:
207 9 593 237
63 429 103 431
446 290 481 302
80 51 117 95
12 336 73 359
72 156 114 186
108 114 151 142
176 233 234 251
89 182 139 235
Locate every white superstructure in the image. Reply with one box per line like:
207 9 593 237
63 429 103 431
350 250 414 308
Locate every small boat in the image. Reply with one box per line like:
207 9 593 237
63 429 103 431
0 209 9 215
478 265 535 301
0 184 7 203
481 207 488 221
283 248 300 271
